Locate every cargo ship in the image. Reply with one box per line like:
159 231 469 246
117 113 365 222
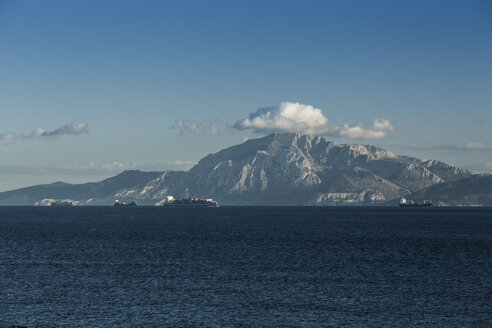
114 200 137 207
399 197 432 207
165 197 219 207
50 201 73 207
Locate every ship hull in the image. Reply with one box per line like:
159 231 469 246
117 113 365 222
399 203 432 207
164 204 219 207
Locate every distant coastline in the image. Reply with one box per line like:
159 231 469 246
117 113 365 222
0 134 490 207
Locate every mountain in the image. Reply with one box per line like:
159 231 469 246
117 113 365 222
0 133 478 205
391 174 492 206
0 170 162 205
138 133 471 205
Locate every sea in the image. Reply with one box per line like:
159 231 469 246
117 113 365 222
0 206 490 327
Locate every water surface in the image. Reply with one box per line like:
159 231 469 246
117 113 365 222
0 206 490 327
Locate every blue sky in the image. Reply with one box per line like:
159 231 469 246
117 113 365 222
0 0 491 191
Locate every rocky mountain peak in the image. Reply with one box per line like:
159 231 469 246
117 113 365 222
0 133 476 205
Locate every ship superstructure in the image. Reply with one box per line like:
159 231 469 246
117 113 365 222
114 200 137 207
165 197 219 207
399 197 432 207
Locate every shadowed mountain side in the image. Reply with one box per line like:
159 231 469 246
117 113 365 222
388 175 492 206
0 170 162 205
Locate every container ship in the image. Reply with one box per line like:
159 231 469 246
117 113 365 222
399 197 432 207
50 201 73 207
165 197 219 207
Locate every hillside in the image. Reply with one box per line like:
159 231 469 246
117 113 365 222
395 175 492 206
0 133 477 205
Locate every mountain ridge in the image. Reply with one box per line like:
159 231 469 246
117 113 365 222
0 170 162 205
0 133 479 205
389 174 492 206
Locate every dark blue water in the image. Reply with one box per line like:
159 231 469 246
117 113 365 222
0 206 491 327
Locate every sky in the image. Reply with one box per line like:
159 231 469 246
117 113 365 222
0 0 491 191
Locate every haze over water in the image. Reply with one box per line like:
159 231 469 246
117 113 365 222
1 206 490 327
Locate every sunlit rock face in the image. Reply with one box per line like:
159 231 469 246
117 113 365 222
0 133 473 205
132 133 472 205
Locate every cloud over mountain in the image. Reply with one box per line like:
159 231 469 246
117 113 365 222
234 102 394 139
234 102 327 134
1 122 88 145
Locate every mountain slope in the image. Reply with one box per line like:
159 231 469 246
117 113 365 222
393 175 492 206
131 133 472 205
0 133 476 205
0 170 162 205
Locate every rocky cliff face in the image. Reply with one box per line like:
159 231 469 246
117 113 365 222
126 133 472 205
0 133 474 205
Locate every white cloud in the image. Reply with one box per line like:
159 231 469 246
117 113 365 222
234 102 327 134
1 122 89 145
173 119 231 136
234 102 394 139
56 161 131 172
62 160 197 172
463 143 492 150
404 142 492 151
0 160 199 182
101 161 127 170
339 119 394 139
1 133 18 145
32 122 88 137
168 160 197 166
0 162 131 176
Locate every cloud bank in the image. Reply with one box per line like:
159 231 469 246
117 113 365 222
234 102 394 139
173 119 231 136
1 133 17 145
31 122 88 137
168 160 197 166
1 122 88 145
0 159 198 178
0 162 128 177
404 142 492 151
